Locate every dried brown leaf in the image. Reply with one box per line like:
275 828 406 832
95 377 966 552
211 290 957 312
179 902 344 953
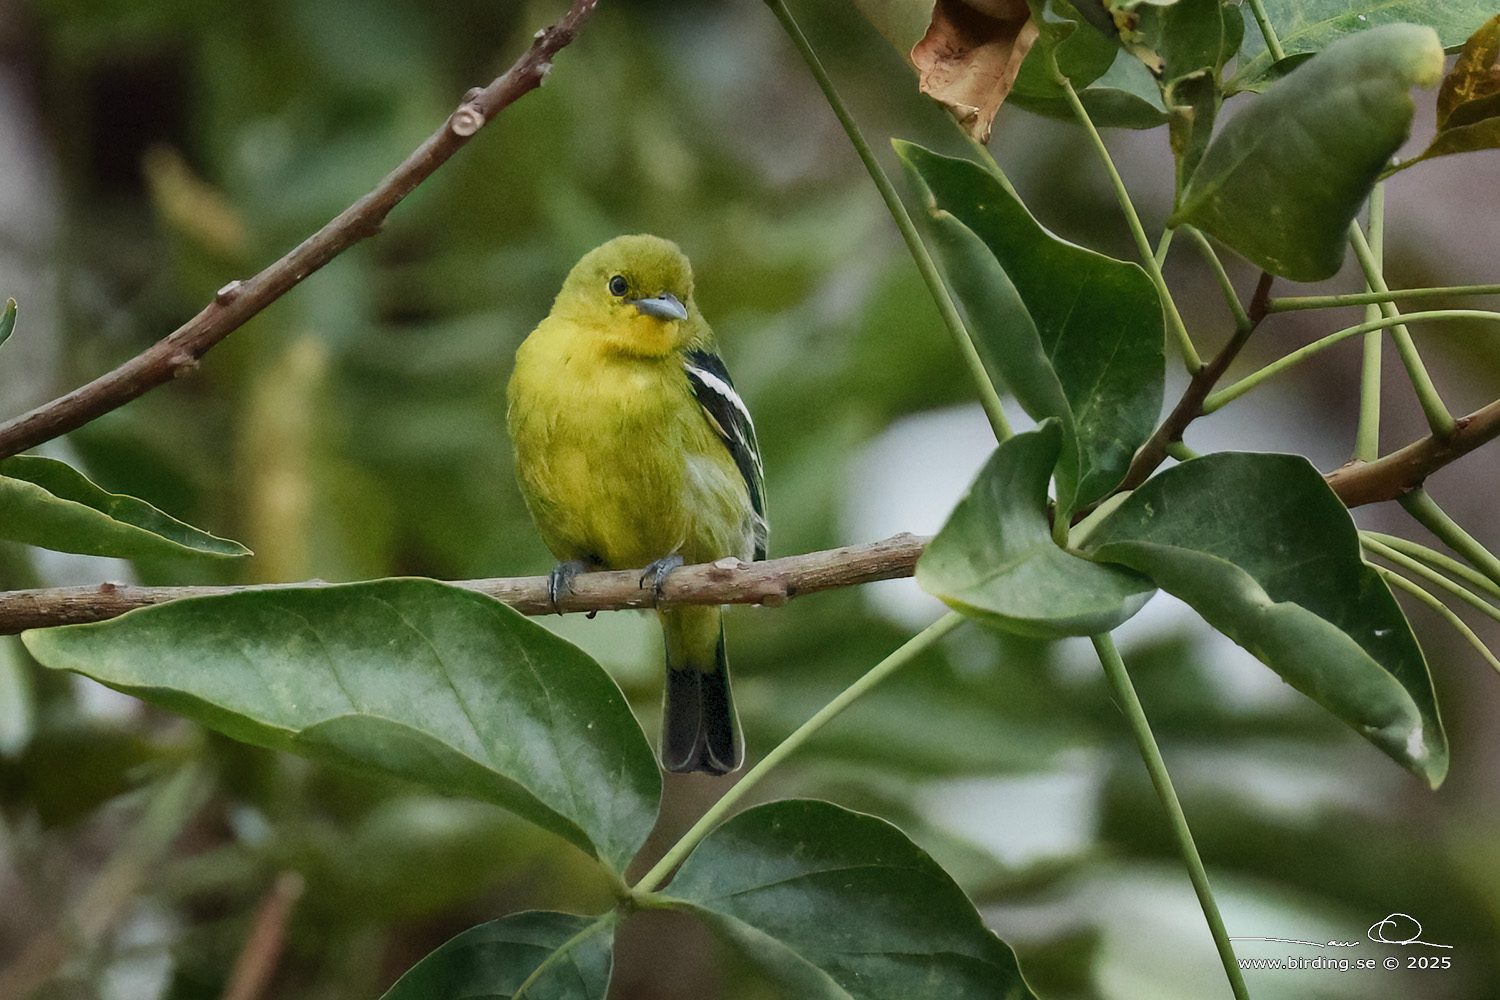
911 0 1038 143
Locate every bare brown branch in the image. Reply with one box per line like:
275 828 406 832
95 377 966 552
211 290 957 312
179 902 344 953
0 0 600 462
1326 396 1500 508
0 533 930 635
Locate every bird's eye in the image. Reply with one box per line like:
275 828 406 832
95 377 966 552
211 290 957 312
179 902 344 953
607 275 628 297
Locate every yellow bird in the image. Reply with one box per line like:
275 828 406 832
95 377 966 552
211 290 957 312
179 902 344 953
507 235 766 775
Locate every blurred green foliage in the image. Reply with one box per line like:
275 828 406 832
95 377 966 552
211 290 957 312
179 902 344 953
1 1 1498 998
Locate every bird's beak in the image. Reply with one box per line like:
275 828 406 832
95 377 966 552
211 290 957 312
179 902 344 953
628 292 688 322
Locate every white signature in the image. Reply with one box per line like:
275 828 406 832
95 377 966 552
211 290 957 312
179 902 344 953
1229 913 1452 950
1366 913 1452 949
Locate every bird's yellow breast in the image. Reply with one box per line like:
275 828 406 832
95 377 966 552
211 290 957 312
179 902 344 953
507 314 752 571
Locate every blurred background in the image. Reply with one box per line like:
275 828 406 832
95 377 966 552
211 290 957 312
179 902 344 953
0 1 1497 998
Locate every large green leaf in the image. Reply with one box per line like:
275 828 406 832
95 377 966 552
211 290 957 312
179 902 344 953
380 911 615 1000
22 579 661 873
666 799 1036 1000
1235 0 1495 90
1079 453 1447 787
897 142 1164 512
1173 24 1444 281
0 455 250 559
917 421 1154 639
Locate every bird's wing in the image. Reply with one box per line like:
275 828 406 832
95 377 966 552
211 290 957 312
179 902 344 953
683 349 767 560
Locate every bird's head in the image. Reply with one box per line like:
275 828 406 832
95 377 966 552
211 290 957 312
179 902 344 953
559 234 701 358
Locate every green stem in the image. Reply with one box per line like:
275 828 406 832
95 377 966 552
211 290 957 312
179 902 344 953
1375 566 1500 678
1055 73 1201 373
1182 225 1251 332
1166 439 1200 462
1399 488 1500 592
1364 530 1500 600
1267 284 1500 312
1202 310 1500 413
632 611 966 894
765 0 1010 441
1355 188 1384 463
1091 634 1249 1000
1155 226 1175 268
1356 323 1382 461
1347 223 1455 436
1243 0 1287 60
1363 535 1500 626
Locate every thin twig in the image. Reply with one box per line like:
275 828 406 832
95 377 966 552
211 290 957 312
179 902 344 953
0 533 930 634
1267 283 1500 313
0 0 601 462
1095 271 1273 511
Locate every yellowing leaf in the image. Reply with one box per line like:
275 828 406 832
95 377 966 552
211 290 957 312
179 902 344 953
911 0 1038 142
1437 14 1500 128
1395 14 1500 171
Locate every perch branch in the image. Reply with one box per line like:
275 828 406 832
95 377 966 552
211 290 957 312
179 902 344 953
0 0 600 462
0 533 930 635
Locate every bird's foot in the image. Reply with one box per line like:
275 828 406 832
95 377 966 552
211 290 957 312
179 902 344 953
548 560 591 613
641 553 685 602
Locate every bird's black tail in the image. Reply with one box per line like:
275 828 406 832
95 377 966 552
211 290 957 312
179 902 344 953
659 606 742 775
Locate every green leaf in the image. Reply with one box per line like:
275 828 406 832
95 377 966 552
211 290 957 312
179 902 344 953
665 799 1036 1000
1013 40 1170 128
380 911 615 1000
1012 0 1170 129
0 298 15 349
1400 15 1500 169
1165 72 1220 187
916 421 1155 639
22 580 661 873
1015 0 1115 95
1072 46 1172 128
1173 24 1445 281
1079 453 1448 787
897 142 1165 511
1138 0 1243 183
917 207 1083 508
0 455 250 559
1144 0 1242 84
1235 0 1495 91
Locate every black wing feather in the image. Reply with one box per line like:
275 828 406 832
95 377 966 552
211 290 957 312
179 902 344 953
683 348 767 560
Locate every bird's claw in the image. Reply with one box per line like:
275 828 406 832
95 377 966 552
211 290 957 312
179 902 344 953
548 560 591 613
641 554 685 602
